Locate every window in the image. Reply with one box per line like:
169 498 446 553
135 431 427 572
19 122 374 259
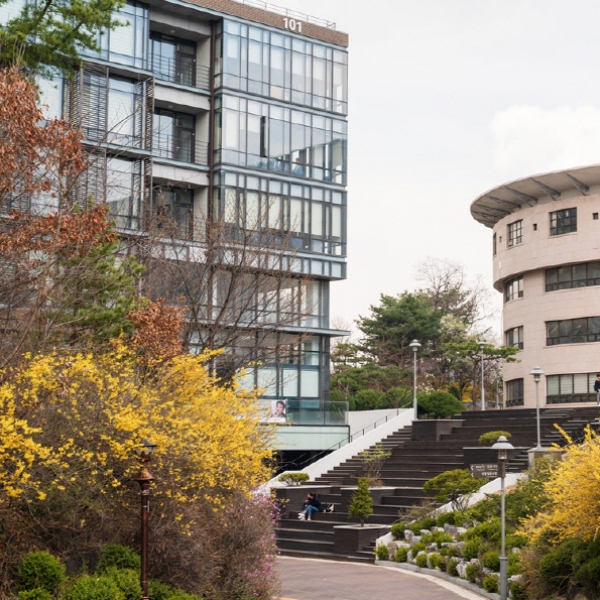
506 379 524 407
214 172 347 257
215 95 347 184
106 158 142 230
547 373 598 404
550 207 577 236
82 2 148 69
80 73 145 149
493 233 496 256
547 317 600 345
154 109 195 163
505 326 524 349
154 188 193 239
546 261 600 291
151 33 197 87
505 275 523 302
507 220 523 247
216 20 348 115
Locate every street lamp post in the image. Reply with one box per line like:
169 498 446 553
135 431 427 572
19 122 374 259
409 340 421 421
479 341 486 411
530 366 544 450
492 435 515 600
135 439 157 600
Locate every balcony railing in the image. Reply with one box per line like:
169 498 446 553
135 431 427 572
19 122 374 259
151 55 210 90
153 132 209 166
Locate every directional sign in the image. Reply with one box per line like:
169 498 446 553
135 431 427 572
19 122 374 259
470 463 498 479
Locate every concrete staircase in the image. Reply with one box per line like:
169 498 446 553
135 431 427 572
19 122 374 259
275 406 600 562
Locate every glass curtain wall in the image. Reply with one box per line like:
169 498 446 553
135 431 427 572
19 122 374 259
216 20 348 115
214 171 346 257
215 95 347 184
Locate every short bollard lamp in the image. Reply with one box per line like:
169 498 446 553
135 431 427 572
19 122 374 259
135 439 157 600
491 435 514 600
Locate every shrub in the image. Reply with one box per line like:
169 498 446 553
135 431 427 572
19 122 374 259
447 558 460 576
574 555 600 599
17 551 66 594
418 391 464 419
482 573 499 593
465 561 483 584
352 389 385 411
462 539 480 561
96 545 140 573
440 546 459 558
428 553 441 569
463 517 502 543
409 516 436 533
277 472 309 485
508 552 523 576
415 553 428 568
539 538 584 593
17 590 52 600
384 387 411 407
394 547 409 563
148 580 174 600
479 430 512 445
438 556 448 572
482 550 500 571
166 591 203 600
104 568 141 600
435 511 456 527
375 544 389 561
420 531 453 545
391 522 407 539
65 575 125 600
510 581 528 600
506 533 529 549
411 542 426 554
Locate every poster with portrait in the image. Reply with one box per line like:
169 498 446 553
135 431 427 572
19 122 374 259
269 399 287 423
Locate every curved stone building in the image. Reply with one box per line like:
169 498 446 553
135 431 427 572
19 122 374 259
471 165 600 408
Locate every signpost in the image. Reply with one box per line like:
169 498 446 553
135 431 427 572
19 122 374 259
470 463 498 479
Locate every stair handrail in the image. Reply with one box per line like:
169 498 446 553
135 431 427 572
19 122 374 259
348 405 409 443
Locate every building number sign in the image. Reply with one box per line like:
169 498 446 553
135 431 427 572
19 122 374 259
283 17 303 33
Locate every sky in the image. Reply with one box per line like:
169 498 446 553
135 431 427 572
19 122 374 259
259 0 600 335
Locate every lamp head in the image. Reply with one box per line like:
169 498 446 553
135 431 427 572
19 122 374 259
409 339 421 351
530 365 544 382
135 438 157 461
491 435 514 461
478 340 485 350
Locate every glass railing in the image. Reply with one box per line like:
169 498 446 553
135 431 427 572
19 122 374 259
151 55 210 90
258 399 348 426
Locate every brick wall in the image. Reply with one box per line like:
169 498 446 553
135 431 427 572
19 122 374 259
186 0 349 47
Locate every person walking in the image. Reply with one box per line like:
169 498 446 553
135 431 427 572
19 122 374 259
595 374 600 405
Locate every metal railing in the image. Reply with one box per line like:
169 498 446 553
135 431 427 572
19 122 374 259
231 0 336 29
151 56 211 90
152 132 209 166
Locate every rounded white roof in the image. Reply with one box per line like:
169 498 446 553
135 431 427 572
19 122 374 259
470 163 600 228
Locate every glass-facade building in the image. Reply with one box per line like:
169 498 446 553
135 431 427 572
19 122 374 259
3 0 349 450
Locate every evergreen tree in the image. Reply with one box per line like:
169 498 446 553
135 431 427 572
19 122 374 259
348 477 373 527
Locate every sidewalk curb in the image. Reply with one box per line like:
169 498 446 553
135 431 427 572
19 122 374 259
375 560 500 600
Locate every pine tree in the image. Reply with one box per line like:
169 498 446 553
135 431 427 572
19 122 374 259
348 477 373 527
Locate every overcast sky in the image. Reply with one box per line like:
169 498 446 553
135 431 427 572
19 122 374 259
265 0 600 334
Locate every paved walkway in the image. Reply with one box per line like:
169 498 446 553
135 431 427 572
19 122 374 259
277 557 487 600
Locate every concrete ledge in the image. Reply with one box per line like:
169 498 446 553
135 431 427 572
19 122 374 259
374 560 499 600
